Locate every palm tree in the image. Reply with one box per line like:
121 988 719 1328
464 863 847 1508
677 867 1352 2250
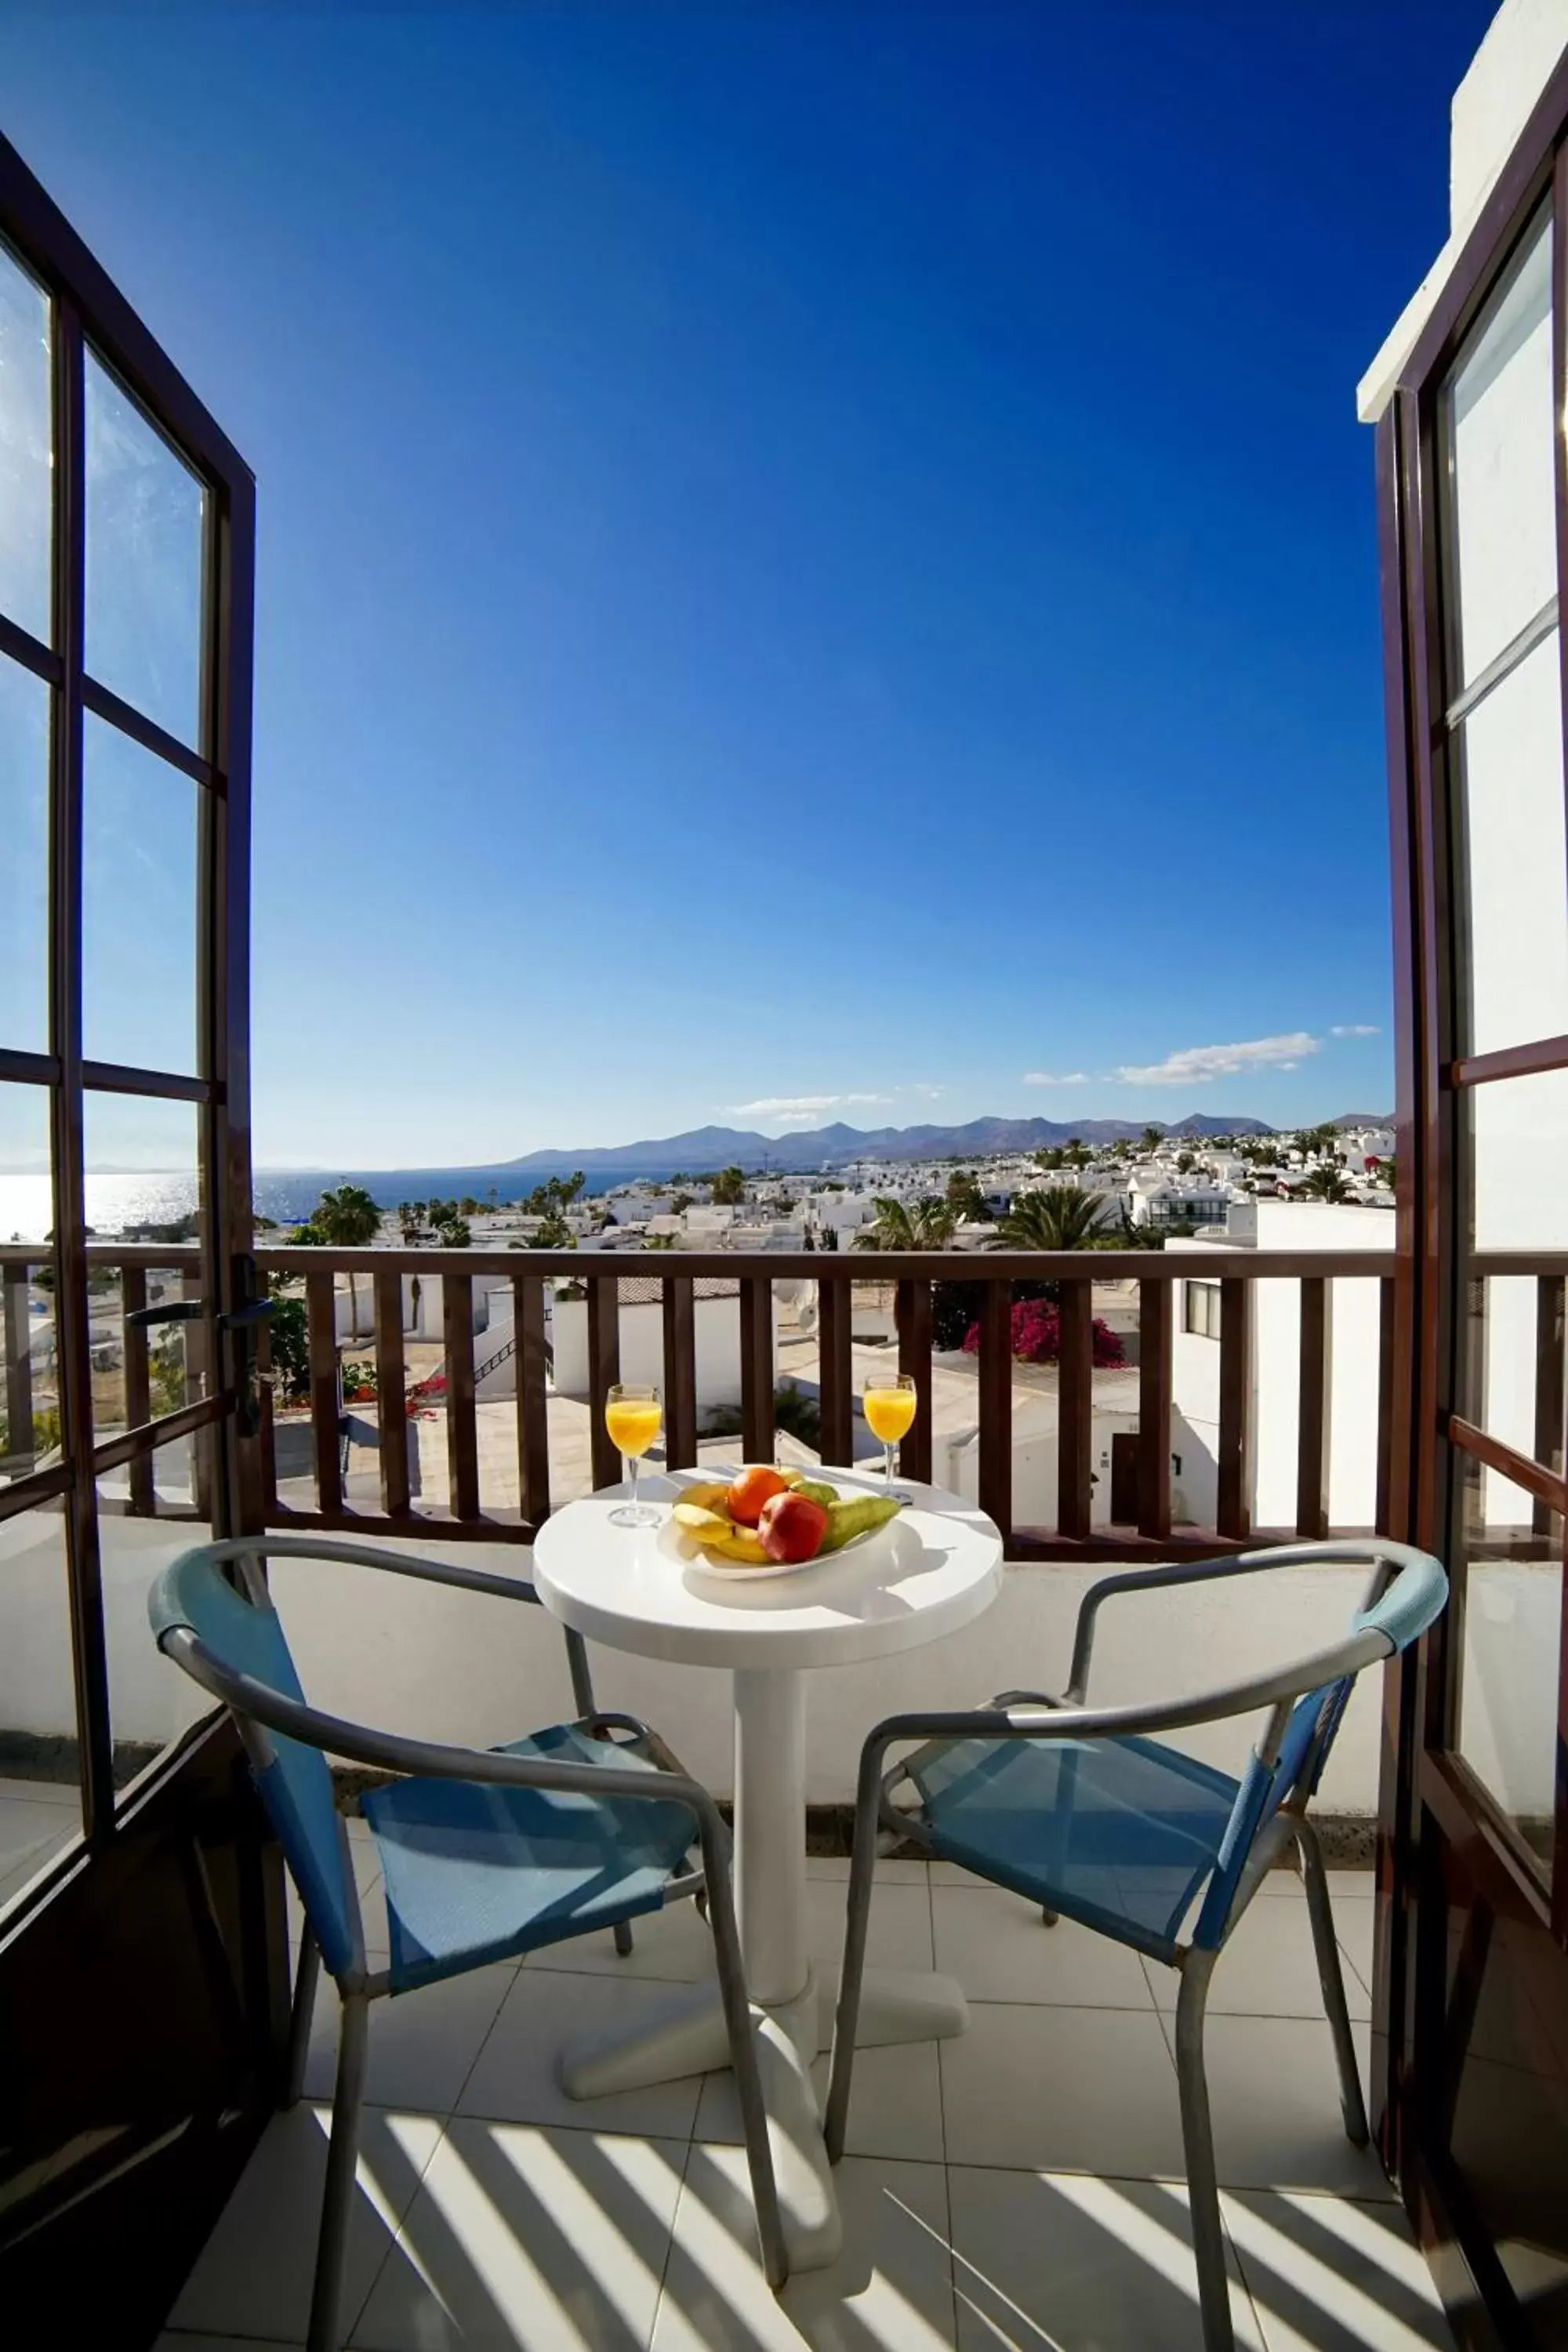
314 1184 382 1337
996 1185 1105 1251
710 1166 747 1206
1141 1126 1162 1154
1298 1166 1355 1203
852 1196 956 1250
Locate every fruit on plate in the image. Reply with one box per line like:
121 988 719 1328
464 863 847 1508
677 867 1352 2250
706 1525 769 1565
757 1490 830 1564
679 1480 734 1515
726 1465 789 1526
672 1503 731 1539
818 1494 903 1552
791 1477 837 1508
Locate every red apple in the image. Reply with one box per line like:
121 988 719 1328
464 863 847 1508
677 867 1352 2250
757 1490 829 1565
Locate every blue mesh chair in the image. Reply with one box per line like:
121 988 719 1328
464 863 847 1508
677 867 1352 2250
150 1537 785 2352
824 1537 1447 2352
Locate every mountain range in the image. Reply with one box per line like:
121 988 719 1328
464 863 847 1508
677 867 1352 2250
466 1110 1340 1178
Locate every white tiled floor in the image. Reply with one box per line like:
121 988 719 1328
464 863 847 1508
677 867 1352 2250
157 1864 1454 2351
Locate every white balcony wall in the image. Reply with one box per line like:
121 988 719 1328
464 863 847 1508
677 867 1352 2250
2 1510 1554 1821
550 1293 756 1414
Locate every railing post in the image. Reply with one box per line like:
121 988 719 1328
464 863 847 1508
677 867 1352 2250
978 1278 1012 1543
4 1261 34 1477
587 1276 622 1490
818 1276 853 1467
1295 1276 1332 1540
374 1267 410 1518
740 1276 774 1463
121 1264 154 1514
661 1276 697 1471
307 1269 343 1515
514 1272 551 1526
1217 1277 1252 1541
443 1272 480 1520
1057 1277 1092 1540
183 1265 211 1520
1375 1276 1397 1537
1138 1276 1172 1541
1532 1273 1566 1537
896 1277 933 1485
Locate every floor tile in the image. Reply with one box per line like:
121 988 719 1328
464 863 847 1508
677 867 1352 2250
1141 1901 1371 2025
459 1967 706 2141
806 1875 935 1976
353 2120 686 2350
1186 2018 1396 2201
1251 1870 1374 1906
524 1897 720 1984
948 2165 1261 2351
167 2103 442 2345
695 2038 946 2164
940 2002 1186 2176
652 2144 956 2350
933 1885 1155 2009
804 1856 932 1883
1224 2188 1453 2350
303 1965 518 2114
158 2337 305 2350
1332 1899 1374 1995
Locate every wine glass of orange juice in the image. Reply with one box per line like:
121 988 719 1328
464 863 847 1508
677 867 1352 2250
862 1369 916 1501
605 1383 663 1526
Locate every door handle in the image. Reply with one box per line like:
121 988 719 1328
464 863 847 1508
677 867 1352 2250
125 1299 205 1328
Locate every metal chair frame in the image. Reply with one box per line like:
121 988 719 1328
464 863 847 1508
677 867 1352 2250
824 1537 1447 2352
152 1536 786 2352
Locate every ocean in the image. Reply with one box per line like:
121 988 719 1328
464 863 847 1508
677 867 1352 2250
0 1163 691 1243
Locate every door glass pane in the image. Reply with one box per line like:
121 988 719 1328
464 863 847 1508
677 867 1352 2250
0 238 52 648
1468 1069 1568 1250
84 348 205 750
1454 630 1568 1056
0 651 50 1054
99 1428 214 1791
0 1504 84 1915
1443 207 1554 690
0 1083 58 1480
82 710 199 1074
82 1094 205 1437
1455 1452 1559 1884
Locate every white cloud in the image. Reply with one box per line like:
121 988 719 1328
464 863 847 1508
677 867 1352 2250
1330 1024 1381 1038
1111 1032 1321 1087
724 1091 894 1120
1023 1070 1088 1087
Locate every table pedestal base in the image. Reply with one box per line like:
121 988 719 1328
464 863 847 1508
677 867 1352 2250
559 1663 968 2272
558 1958 968 2270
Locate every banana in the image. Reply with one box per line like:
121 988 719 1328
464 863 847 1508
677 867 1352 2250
672 1503 731 1537
705 1529 769 1566
677 1480 733 1514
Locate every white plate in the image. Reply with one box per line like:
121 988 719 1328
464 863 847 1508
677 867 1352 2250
665 1504 902 1583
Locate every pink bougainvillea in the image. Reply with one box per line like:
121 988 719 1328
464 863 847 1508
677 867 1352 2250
961 1298 1124 1367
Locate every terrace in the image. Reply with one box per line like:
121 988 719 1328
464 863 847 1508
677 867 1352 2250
5 3 1568 2347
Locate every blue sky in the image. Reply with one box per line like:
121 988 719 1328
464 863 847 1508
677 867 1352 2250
5 2 1492 1163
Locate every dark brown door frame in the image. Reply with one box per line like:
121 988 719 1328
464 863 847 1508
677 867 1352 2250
0 129 282 2347
1377 44 1568 2351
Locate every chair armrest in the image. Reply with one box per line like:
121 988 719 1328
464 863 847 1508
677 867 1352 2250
1064 1538 1410 1700
159 1621 730 1849
201 1532 543 1608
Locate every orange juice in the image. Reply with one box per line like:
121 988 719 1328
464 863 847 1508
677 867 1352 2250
605 1399 662 1457
863 1386 916 1446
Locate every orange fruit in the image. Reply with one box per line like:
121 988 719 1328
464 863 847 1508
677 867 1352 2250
726 1465 789 1526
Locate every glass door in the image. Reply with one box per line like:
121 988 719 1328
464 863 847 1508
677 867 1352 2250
1379 82 1568 2352
0 132 280 2343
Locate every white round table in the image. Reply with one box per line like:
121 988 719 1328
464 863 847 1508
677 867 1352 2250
532 1464 1004 2269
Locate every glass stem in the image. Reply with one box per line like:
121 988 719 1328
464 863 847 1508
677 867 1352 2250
884 1438 896 1487
628 1452 639 1512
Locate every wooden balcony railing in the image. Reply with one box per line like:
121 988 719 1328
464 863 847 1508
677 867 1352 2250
0 1240 1424 1561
